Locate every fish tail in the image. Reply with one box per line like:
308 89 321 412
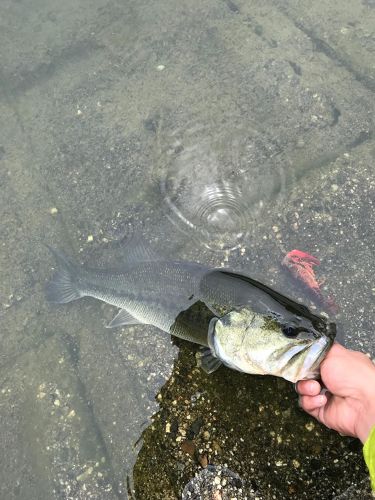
45 246 84 304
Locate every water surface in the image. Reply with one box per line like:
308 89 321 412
0 0 374 498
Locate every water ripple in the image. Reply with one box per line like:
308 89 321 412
157 119 286 251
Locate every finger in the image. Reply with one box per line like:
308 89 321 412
296 380 321 396
299 394 327 413
324 342 345 357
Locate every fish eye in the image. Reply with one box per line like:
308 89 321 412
282 325 299 338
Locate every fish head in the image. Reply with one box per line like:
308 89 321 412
211 307 336 383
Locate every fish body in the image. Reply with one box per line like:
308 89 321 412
46 249 212 345
46 246 336 382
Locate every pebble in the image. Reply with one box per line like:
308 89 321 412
181 440 195 457
199 453 208 468
305 421 315 432
76 466 93 482
212 441 222 453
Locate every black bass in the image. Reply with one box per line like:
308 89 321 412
46 245 336 383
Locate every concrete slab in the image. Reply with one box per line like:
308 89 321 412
275 0 375 92
0 335 118 499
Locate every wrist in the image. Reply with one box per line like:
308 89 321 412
356 393 375 444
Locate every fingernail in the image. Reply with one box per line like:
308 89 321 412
317 395 326 406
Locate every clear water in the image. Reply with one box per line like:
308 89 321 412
0 0 374 498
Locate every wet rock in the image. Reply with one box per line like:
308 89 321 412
198 453 209 468
182 465 252 500
187 417 204 439
181 440 196 458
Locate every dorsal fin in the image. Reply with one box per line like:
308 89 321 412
120 235 164 264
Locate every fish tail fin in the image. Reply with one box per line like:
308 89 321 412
45 246 84 304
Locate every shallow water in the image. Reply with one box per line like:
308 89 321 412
0 0 374 498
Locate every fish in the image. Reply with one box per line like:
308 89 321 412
282 249 338 314
45 243 336 383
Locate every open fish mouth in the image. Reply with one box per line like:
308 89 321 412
276 336 331 382
293 336 331 380
301 336 331 375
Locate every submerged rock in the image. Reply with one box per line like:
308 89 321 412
182 465 254 500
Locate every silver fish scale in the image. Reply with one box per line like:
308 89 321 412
78 261 208 333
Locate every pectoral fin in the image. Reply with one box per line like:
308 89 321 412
196 347 222 374
106 309 142 328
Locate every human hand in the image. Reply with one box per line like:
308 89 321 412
296 343 375 443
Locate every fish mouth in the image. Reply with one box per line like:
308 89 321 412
277 341 313 368
278 336 331 383
299 336 331 379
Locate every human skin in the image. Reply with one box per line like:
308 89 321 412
296 343 375 444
